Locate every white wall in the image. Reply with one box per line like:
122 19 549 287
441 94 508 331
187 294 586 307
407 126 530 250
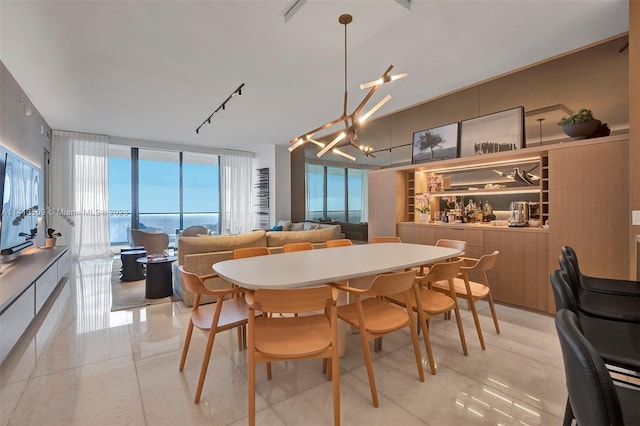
253 144 292 227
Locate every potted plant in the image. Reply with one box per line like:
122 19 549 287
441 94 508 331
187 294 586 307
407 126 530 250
558 108 601 139
415 193 431 222
45 228 61 248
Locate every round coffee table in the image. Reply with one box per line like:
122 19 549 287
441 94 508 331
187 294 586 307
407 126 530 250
136 256 178 299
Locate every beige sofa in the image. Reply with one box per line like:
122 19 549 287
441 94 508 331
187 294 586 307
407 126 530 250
174 226 342 306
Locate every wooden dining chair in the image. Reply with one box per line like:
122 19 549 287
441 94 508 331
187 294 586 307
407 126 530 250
370 236 401 243
326 239 353 248
388 259 468 374
283 242 314 252
246 286 340 426
233 246 271 259
332 269 424 407
435 238 467 257
178 265 256 403
431 251 500 350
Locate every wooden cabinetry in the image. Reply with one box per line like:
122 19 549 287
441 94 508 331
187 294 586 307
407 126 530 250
397 223 550 312
484 229 549 312
548 138 629 284
368 170 407 239
375 135 631 314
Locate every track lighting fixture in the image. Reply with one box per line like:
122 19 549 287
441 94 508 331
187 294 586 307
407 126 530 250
289 14 407 161
195 83 245 135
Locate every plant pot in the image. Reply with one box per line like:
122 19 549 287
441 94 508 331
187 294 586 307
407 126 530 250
562 119 601 140
419 213 430 223
45 238 56 248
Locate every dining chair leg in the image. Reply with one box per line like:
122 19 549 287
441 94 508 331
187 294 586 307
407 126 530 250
452 304 468 356
468 298 486 350
487 294 501 334
418 312 436 375
331 352 341 426
248 351 256 426
236 327 243 352
408 317 425 382
179 320 194 371
266 362 272 380
194 328 218 403
359 329 379 407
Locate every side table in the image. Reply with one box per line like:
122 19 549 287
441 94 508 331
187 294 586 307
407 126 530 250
120 250 147 281
136 256 178 299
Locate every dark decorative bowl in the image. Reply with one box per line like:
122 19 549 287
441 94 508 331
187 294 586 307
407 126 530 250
562 119 601 139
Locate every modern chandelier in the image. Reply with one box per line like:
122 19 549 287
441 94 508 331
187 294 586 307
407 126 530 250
288 14 407 161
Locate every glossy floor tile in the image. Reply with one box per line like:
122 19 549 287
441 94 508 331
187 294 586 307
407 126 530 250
0 259 566 425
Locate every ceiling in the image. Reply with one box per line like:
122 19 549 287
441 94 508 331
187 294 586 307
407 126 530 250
0 1 630 156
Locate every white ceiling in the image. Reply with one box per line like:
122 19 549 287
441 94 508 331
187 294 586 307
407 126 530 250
0 1 629 156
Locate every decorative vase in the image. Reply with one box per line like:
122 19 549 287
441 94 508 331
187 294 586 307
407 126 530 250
419 212 430 222
562 119 601 140
45 238 56 248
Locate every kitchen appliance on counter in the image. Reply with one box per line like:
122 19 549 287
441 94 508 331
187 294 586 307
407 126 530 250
508 201 529 227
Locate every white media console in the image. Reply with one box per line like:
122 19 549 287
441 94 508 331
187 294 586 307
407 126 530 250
0 246 70 364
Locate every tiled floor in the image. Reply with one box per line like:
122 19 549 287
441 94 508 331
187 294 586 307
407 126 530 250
1 258 566 425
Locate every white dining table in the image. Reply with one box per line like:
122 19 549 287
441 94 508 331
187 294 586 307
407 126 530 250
213 243 462 290
213 242 461 356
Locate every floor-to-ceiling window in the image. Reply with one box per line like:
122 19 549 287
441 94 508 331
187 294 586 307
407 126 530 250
182 152 220 230
138 149 181 239
305 162 369 223
108 146 219 245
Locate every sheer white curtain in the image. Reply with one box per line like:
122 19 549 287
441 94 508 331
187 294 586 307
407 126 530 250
361 169 369 222
220 150 253 234
51 131 111 258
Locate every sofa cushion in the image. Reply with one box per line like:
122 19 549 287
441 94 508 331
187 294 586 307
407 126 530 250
290 222 304 231
178 230 266 264
266 227 340 246
303 221 320 230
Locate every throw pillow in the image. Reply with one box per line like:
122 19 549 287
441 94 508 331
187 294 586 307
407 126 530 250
277 220 292 231
270 225 283 231
303 222 320 230
290 222 304 231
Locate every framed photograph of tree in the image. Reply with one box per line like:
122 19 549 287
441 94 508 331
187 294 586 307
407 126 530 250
411 122 460 164
459 106 525 157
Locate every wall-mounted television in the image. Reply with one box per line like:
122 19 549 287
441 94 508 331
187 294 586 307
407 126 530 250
0 148 42 256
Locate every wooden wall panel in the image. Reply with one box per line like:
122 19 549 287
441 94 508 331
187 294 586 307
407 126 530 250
629 0 639 278
548 138 629 280
368 170 403 239
485 230 550 313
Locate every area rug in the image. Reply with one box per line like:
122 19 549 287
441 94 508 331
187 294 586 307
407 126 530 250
110 257 181 311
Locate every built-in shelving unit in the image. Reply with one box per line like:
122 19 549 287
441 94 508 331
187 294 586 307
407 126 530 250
407 171 415 222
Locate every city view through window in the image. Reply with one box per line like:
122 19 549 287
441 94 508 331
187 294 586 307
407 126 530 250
108 146 219 245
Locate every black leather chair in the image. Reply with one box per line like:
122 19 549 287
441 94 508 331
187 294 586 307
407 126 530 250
558 254 640 324
550 269 640 371
555 309 639 426
561 246 640 297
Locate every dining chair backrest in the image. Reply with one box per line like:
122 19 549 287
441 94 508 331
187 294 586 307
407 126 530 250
558 254 580 298
361 269 417 297
435 239 467 253
179 265 231 298
423 258 464 283
248 285 338 314
549 269 579 314
469 250 499 276
283 242 314 252
326 239 353 248
555 309 624 426
233 247 271 259
370 236 401 243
